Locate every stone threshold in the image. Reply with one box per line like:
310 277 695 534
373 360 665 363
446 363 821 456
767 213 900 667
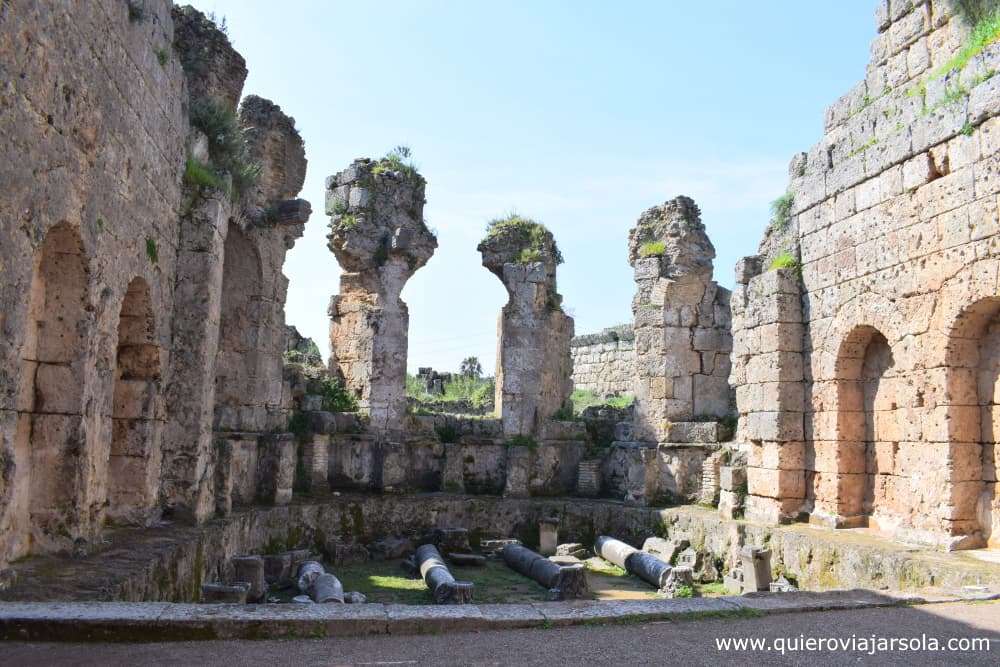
1 589 995 642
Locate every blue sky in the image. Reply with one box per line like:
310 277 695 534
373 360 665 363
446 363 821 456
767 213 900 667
188 0 874 374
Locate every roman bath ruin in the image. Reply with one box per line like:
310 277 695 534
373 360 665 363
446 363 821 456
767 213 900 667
0 0 999 642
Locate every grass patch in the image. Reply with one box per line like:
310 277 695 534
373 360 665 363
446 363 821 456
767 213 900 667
848 136 878 157
584 557 627 577
769 192 794 231
569 388 634 415
406 373 494 411
931 7 1000 80
145 238 158 264
672 584 695 598
334 559 550 605
696 581 731 597
155 46 168 67
638 240 667 258
184 157 224 191
768 251 798 271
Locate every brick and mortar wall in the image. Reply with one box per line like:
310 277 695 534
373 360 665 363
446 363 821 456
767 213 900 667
733 0 1000 550
570 325 635 397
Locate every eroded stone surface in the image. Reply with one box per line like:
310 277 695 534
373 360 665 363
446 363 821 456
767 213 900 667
326 157 437 433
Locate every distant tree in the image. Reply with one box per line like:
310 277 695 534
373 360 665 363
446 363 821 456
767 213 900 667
460 356 482 378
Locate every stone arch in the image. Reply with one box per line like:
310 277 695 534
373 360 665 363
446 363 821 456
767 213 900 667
12 222 89 555
944 297 1000 549
106 277 163 525
831 325 895 528
214 225 265 431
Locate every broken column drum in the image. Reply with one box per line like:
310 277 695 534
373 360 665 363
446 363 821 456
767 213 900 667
478 216 573 437
595 535 671 589
415 544 474 604
311 573 345 603
326 157 437 432
501 544 588 600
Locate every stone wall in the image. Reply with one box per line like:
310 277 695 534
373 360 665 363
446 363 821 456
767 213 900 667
733 0 1000 550
0 2 308 565
569 325 635 397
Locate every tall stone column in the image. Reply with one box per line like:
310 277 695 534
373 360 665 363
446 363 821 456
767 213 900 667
628 196 732 443
326 157 436 433
478 216 573 437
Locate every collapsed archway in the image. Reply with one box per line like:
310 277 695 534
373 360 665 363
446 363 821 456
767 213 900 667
106 277 162 525
13 222 89 555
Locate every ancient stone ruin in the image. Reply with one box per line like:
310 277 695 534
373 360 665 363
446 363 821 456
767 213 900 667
0 0 998 635
478 215 574 437
326 154 437 433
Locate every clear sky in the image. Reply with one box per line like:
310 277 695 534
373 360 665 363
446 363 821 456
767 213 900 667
188 0 874 374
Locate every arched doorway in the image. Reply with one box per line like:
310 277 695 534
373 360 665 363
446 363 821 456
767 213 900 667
106 277 162 525
834 325 895 529
214 225 264 431
13 222 88 555
946 298 1000 548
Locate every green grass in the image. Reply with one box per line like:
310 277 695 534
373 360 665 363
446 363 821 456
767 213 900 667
483 213 564 265
406 373 494 411
768 251 798 271
638 241 667 258
672 584 695 598
334 559 550 605
319 377 357 412
584 557 627 577
769 192 794 231
696 581 731 597
145 238 158 264
188 97 261 198
569 389 634 415
155 46 168 67
371 145 420 180
848 136 878 157
184 157 224 191
931 8 1000 80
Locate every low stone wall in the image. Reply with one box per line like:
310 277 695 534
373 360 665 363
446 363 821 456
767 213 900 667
570 325 635 397
3 495 997 603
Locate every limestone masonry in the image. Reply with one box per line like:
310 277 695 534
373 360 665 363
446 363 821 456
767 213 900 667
0 0 998 610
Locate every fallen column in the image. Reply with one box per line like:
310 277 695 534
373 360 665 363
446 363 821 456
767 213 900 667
501 544 588 600
415 544 474 604
594 535 671 590
311 573 345 603
296 560 325 594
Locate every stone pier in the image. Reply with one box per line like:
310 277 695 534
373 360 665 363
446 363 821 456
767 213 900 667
478 216 573 437
326 155 437 433
628 197 732 442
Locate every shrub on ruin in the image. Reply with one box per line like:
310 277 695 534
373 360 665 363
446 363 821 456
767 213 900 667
769 192 794 231
434 423 459 443
372 145 420 180
188 97 261 198
320 377 358 413
768 251 798 271
638 241 666 258
483 214 564 265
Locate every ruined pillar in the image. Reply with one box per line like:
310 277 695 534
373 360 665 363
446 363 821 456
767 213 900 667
326 157 436 433
628 196 733 442
478 216 573 437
